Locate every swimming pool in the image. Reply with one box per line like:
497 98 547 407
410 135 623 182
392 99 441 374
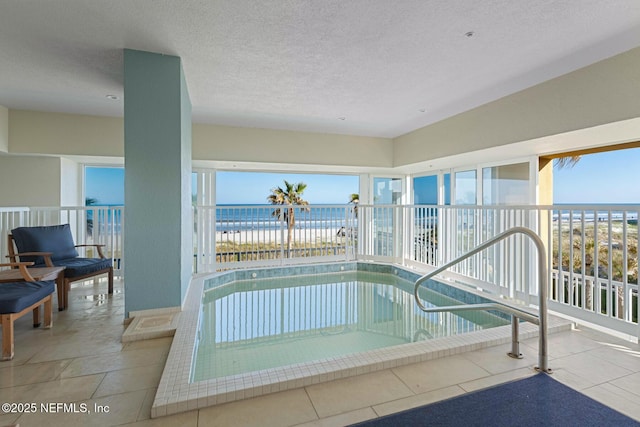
151 262 569 418
192 270 508 382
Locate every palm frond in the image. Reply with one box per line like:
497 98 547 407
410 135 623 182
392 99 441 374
554 155 581 169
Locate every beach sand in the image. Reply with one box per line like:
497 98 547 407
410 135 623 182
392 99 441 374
216 226 349 245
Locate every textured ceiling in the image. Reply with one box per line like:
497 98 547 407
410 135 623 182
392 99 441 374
1 0 640 138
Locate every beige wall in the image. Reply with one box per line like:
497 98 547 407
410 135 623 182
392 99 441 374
394 47 640 167
9 110 124 157
193 124 393 168
8 110 393 169
0 156 62 206
0 106 8 153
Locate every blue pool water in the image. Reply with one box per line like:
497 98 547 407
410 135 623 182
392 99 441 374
192 269 508 382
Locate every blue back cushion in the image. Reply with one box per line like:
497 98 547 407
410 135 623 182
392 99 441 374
11 224 79 265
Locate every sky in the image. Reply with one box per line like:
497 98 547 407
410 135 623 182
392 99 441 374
85 167 125 205
552 148 640 204
216 172 359 204
85 168 360 205
84 148 640 206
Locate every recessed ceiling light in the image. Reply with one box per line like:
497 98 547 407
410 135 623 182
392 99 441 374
465 31 475 38
338 117 346 121
105 94 119 100
418 109 426 113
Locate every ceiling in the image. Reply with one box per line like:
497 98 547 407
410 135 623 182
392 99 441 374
1 1 640 139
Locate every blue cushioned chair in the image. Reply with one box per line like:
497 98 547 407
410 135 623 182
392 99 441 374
8 224 113 310
0 262 54 361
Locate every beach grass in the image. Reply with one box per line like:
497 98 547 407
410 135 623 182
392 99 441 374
553 221 638 284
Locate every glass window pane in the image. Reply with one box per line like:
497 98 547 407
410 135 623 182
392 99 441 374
373 177 402 204
85 166 124 206
413 175 437 205
482 162 530 205
454 170 476 205
443 173 451 205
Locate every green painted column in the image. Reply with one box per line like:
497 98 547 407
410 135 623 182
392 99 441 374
123 49 192 315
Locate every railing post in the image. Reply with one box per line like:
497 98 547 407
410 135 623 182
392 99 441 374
507 315 522 359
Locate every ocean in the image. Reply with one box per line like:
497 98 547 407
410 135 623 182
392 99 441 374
205 204 356 232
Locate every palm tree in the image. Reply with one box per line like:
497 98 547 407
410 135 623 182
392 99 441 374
554 155 581 169
267 180 309 257
85 197 98 235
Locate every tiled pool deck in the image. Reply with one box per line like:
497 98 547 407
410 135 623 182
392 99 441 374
1 275 639 426
151 262 572 418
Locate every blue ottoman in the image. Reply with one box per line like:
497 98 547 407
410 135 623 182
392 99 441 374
1 280 54 361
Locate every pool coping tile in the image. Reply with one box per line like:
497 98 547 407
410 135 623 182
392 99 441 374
150 261 572 418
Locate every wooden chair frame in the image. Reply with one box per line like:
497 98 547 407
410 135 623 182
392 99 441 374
0 262 53 361
7 234 113 310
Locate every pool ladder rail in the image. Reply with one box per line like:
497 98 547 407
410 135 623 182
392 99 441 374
413 226 551 373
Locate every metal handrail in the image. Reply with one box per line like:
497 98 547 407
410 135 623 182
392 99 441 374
414 226 550 373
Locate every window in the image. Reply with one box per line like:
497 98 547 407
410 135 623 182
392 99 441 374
413 174 451 205
373 177 402 204
482 162 530 205
84 166 124 206
454 170 476 205
413 175 437 205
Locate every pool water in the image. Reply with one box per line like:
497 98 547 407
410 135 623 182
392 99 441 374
191 271 509 382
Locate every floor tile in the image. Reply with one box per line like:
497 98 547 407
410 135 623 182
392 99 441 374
546 367 602 390
136 388 158 421
60 347 169 379
0 341 49 367
522 329 603 358
29 340 124 363
585 343 640 372
609 371 640 397
198 388 317 427
458 367 536 393
391 355 490 394
552 352 633 385
32 373 105 402
0 412 20 427
119 410 198 427
293 407 377 427
459 342 538 374
372 385 464 417
93 364 166 398
0 382 41 403
305 370 414 418
581 382 640 421
576 326 640 348
122 337 173 352
13 389 147 427
0 373 103 404
0 359 71 388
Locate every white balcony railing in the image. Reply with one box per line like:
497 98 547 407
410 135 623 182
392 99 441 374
356 204 638 338
194 204 357 272
199 204 637 338
0 206 124 277
1 204 637 338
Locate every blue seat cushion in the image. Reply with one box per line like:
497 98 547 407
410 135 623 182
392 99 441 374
11 224 79 265
0 281 55 314
53 257 112 278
